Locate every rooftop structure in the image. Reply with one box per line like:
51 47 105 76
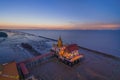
65 44 79 53
57 36 63 48
0 62 19 80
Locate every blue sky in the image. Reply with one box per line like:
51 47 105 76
0 0 120 29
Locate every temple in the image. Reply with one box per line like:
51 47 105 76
52 36 84 66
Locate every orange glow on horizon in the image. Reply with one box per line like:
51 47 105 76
72 23 120 30
0 23 73 30
0 22 120 30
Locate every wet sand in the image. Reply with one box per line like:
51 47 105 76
27 48 120 80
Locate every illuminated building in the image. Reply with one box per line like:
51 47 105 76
52 36 84 66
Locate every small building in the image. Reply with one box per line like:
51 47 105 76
0 62 19 80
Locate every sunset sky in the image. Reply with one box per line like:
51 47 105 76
0 0 120 30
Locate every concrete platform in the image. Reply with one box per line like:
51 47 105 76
26 48 120 80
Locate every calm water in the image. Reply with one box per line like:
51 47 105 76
21 30 120 57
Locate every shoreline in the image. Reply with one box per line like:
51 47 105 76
1 30 120 80
2 30 120 61
19 31 120 61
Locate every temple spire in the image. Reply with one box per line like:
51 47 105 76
57 36 63 48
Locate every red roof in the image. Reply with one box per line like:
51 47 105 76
19 63 29 75
65 44 79 53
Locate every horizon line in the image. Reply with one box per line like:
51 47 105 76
0 23 120 30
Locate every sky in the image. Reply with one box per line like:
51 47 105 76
0 0 120 30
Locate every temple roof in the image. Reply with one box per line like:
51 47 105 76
65 44 79 53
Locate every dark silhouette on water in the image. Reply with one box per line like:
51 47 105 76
21 43 41 56
0 32 8 37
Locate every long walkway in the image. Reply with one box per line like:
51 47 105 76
17 52 54 77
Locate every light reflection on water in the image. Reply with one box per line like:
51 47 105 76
0 31 52 63
21 30 120 57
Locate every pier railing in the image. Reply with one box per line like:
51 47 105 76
17 52 54 77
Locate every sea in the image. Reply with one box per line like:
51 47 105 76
20 30 120 57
